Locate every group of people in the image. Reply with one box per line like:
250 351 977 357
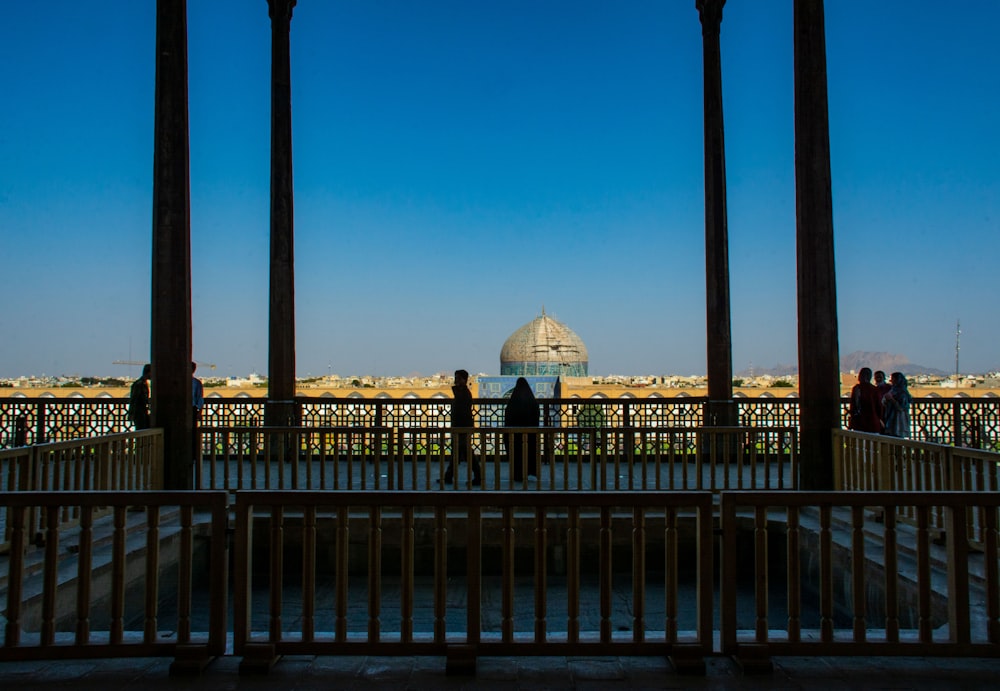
442 369 540 486
848 367 912 438
127 362 204 430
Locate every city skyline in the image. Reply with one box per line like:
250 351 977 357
2 2 998 379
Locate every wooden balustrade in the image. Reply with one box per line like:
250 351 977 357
231 490 715 671
0 491 228 672
835 430 1000 546
1 485 998 672
1 428 998 673
719 491 1000 665
1 431 162 554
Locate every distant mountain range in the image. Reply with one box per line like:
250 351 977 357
740 351 951 378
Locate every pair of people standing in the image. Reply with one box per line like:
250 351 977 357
848 367 911 437
442 371 541 485
127 362 204 430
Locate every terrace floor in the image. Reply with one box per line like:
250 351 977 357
3 653 1000 689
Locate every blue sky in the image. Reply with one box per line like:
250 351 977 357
2 1 997 379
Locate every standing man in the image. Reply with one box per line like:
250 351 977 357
128 364 152 430
443 369 480 486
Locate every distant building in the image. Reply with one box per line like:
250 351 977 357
477 376 561 400
500 310 588 377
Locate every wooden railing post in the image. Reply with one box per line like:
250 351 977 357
953 401 963 447
832 431 843 489
35 401 46 445
944 445 958 491
946 503 972 644
877 438 893 491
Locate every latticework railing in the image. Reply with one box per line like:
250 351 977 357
4 395 1000 451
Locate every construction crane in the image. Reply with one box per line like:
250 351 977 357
113 360 217 370
955 319 961 380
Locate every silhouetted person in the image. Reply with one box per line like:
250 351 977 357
874 370 891 398
192 361 204 421
848 367 882 433
443 369 480 486
192 361 204 459
13 413 28 447
128 364 152 430
505 376 540 481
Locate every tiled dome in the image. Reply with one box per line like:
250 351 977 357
500 310 588 377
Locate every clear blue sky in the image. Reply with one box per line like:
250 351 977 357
2 1 997 379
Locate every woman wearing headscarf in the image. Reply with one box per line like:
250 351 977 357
882 372 912 438
505 377 539 481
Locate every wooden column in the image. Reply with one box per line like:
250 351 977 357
151 0 193 489
795 0 840 490
696 0 736 427
266 0 298 427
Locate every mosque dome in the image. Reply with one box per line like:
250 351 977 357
500 310 589 377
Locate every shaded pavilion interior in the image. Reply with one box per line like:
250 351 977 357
149 0 839 491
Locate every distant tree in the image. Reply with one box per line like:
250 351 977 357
732 378 745 387
577 403 604 429
351 379 361 387
772 379 795 388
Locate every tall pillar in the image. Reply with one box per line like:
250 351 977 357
794 0 840 490
266 0 298 427
151 0 193 489
696 0 736 427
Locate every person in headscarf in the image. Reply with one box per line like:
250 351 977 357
848 367 883 433
505 377 540 481
882 372 912 438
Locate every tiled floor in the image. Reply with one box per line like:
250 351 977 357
2 654 1000 690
